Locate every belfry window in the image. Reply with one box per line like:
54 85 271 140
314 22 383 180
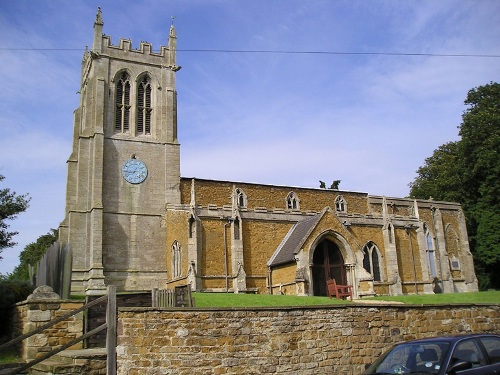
335 195 347 213
137 75 152 135
362 241 381 281
286 192 300 210
115 72 131 132
171 240 181 278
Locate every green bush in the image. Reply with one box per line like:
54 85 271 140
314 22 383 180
0 279 33 339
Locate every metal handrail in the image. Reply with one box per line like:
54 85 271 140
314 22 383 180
1 285 116 375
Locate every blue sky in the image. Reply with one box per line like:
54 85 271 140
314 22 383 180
0 0 499 275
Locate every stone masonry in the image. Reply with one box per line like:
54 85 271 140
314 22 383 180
116 304 500 375
10 286 84 363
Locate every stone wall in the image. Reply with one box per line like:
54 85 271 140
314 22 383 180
10 286 84 363
116 304 500 375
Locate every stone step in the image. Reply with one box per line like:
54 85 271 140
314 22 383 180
0 363 27 375
29 360 81 375
30 348 107 375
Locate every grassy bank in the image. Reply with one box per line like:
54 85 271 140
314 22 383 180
192 290 500 307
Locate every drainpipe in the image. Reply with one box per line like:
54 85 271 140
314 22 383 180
405 224 418 295
268 267 273 295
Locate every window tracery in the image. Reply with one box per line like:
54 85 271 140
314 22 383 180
115 72 131 133
286 192 300 210
235 188 247 208
171 240 181 278
362 241 381 281
335 195 347 213
137 74 152 135
424 224 437 277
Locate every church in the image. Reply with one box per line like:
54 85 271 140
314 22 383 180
58 9 478 298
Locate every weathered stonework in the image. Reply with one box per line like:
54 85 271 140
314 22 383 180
116 304 500 375
10 289 84 363
167 178 478 298
60 10 478 298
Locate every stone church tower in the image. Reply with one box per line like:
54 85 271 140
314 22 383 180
59 9 181 294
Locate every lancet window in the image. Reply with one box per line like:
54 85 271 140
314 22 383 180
115 72 131 132
171 240 181 278
235 188 247 208
286 192 300 210
362 241 381 281
137 74 152 135
335 195 347 213
424 224 437 277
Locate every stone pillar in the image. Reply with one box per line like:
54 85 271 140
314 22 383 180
21 286 84 363
431 207 454 293
381 197 402 295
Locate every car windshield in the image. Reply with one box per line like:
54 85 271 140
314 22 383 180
364 341 451 374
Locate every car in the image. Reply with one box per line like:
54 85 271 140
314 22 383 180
363 333 500 374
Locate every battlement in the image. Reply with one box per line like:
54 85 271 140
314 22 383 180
88 8 177 67
101 35 172 59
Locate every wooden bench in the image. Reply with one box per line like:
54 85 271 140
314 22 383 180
327 279 353 301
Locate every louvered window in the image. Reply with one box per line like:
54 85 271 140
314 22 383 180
137 75 152 135
115 72 130 132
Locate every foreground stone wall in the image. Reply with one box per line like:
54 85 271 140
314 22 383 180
117 304 500 375
11 287 84 363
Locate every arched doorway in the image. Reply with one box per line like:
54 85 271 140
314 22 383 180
312 239 346 296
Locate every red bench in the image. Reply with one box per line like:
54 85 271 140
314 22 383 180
327 279 353 301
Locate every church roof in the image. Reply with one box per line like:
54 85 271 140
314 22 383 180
267 214 322 267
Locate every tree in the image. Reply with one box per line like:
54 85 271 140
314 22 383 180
409 82 500 289
408 142 463 203
459 82 500 289
9 229 58 281
0 175 30 259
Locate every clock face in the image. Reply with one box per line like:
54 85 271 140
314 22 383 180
122 159 148 184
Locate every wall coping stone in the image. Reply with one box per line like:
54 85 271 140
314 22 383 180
118 302 499 313
27 285 60 300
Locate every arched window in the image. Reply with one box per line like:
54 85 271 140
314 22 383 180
235 188 247 208
171 240 181 278
424 224 437 277
115 72 131 132
137 74 152 135
335 195 347 213
286 192 300 210
362 241 381 281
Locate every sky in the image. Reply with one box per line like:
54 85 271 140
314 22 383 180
0 0 499 275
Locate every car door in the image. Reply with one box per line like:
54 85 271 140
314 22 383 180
478 336 500 374
448 338 488 374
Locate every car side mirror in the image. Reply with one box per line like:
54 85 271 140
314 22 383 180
447 360 472 374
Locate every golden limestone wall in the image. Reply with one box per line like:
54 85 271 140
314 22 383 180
173 179 476 296
166 209 190 288
179 178 368 212
242 220 293 292
201 218 229 290
116 304 500 375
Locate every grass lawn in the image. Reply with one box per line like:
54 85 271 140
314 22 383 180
192 290 500 307
0 348 22 365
